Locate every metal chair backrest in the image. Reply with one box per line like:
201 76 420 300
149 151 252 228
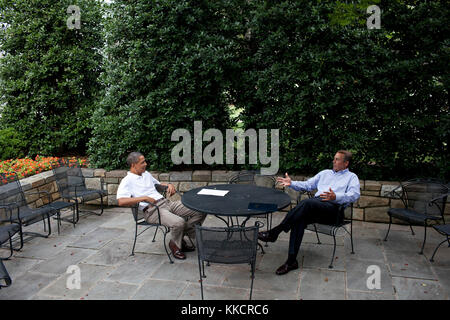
52 164 87 197
195 224 259 264
229 171 276 188
0 173 28 220
399 179 448 217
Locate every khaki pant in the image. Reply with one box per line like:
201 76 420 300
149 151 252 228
144 199 206 249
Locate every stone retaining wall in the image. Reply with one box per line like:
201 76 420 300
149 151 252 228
2 170 449 225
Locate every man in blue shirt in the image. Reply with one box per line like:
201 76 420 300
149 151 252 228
259 150 360 275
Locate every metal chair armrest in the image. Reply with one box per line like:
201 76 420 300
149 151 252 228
155 184 170 198
156 183 182 198
429 192 450 205
0 203 18 210
142 200 164 225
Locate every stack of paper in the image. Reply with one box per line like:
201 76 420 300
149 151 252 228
197 189 229 197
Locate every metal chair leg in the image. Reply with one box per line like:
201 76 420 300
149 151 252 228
152 227 158 242
56 212 61 235
350 226 355 254
313 224 321 244
131 224 138 256
409 224 415 236
329 230 337 269
74 200 80 224
430 238 448 262
98 195 104 216
199 258 204 300
249 261 255 300
384 216 392 241
162 228 174 264
419 224 427 255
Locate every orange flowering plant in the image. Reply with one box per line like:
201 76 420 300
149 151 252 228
0 155 88 181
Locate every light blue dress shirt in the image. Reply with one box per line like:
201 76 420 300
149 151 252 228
290 169 360 205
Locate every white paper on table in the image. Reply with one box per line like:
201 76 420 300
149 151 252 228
197 189 229 196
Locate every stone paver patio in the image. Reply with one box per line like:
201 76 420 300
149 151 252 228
1 205 449 300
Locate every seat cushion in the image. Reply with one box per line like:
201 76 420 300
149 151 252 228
388 208 441 224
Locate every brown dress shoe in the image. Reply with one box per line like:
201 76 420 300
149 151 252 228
169 240 186 260
275 260 298 275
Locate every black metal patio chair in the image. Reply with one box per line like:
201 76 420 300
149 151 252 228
0 173 59 248
429 224 450 262
128 184 173 263
0 223 20 288
383 178 449 255
195 222 261 300
298 191 355 268
229 171 277 233
52 164 107 225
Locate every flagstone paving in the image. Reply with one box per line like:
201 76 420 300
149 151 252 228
0 205 449 300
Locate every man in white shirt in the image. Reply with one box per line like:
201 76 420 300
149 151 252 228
259 150 360 275
117 152 206 260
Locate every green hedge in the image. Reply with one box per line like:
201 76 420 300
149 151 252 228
1 0 447 180
232 0 449 180
91 0 448 180
88 0 243 170
0 127 27 160
0 0 104 157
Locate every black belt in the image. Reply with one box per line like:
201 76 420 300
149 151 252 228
143 198 165 212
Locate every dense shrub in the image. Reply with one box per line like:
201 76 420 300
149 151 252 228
88 0 246 170
0 127 27 160
0 0 104 157
1 0 446 180
233 0 449 180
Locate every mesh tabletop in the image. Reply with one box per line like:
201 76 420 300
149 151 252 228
181 184 291 217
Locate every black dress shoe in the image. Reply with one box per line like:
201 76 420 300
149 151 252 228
181 239 196 252
276 260 299 275
258 231 278 243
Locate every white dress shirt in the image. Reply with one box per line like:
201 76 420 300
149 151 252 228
290 169 360 205
116 171 164 211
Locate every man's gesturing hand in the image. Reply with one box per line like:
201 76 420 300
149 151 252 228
277 173 292 187
320 188 336 201
166 183 176 197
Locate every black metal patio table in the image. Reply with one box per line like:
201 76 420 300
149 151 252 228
181 184 291 228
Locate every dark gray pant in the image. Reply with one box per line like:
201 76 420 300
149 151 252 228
279 198 341 258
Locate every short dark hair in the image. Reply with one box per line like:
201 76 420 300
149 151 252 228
337 150 352 165
126 152 143 167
